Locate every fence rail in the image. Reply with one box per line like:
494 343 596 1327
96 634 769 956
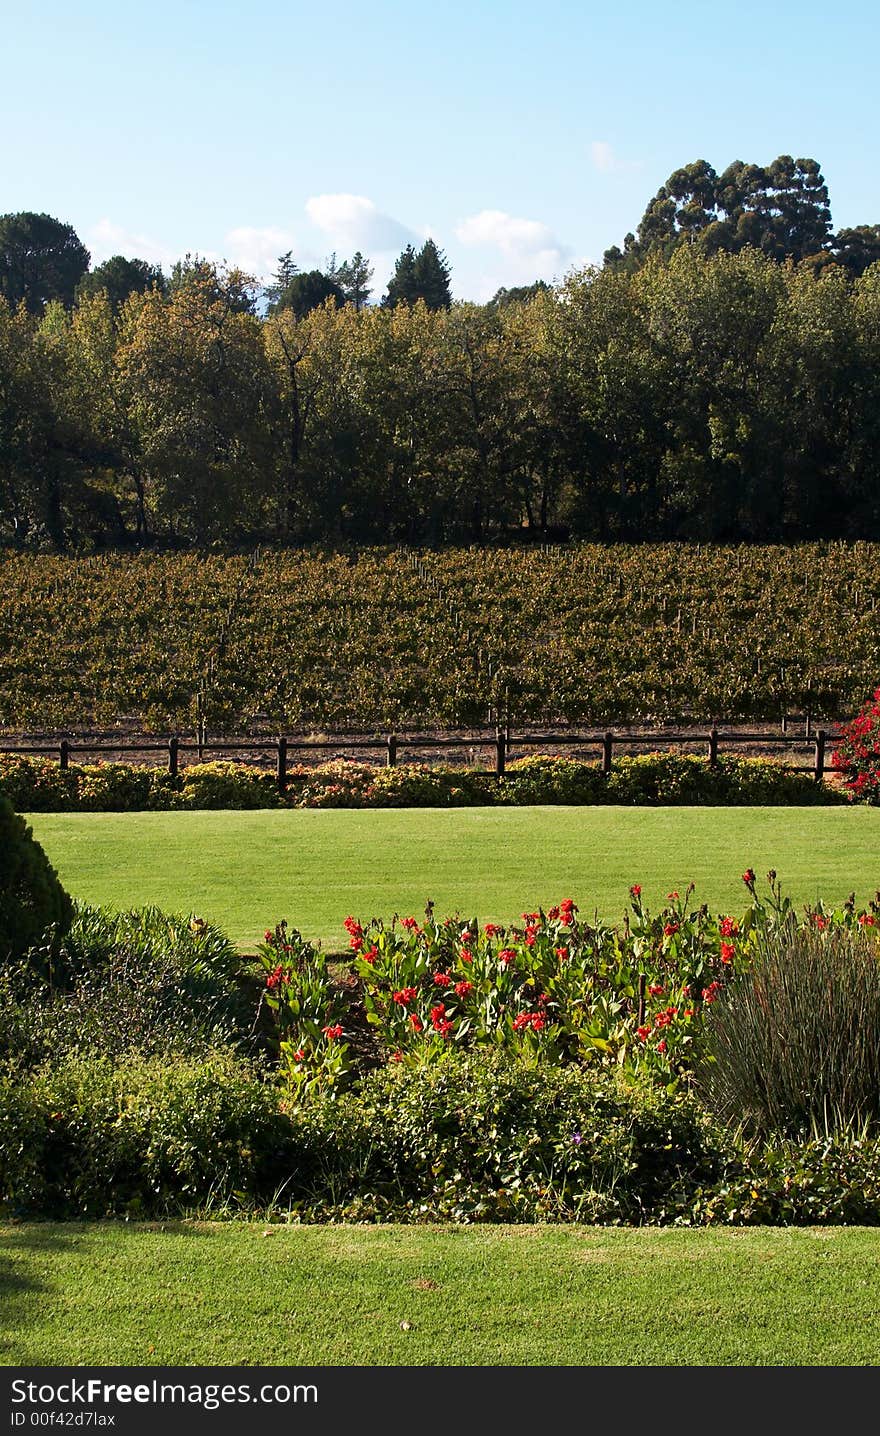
0 726 844 791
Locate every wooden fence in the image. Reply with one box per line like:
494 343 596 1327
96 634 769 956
0 726 842 791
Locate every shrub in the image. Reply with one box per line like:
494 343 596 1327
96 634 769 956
0 1050 293 1218
175 761 284 810
0 755 80 812
0 795 73 963
832 687 880 802
501 754 606 804
0 750 846 812
283 1050 721 1222
697 915 880 1136
694 1129 880 1226
0 904 253 1070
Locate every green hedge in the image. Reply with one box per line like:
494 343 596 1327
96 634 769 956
0 751 843 812
5 1045 880 1224
0 795 73 962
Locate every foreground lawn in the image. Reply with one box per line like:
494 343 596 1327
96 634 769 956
2 1223 879 1366
27 806 880 951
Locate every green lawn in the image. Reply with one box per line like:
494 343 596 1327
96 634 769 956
27 806 880 951
2 1222 879 1366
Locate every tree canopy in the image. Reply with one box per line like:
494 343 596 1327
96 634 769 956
0 212 90 313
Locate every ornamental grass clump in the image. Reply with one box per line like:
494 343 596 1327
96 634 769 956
698 914 880 1137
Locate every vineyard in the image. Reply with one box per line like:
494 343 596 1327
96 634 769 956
2 543 878 733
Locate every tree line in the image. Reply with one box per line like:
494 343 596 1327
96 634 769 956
0 153 878 551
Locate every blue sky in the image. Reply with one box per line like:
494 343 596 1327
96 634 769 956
3 0 878 300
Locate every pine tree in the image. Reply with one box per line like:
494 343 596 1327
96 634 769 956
264 251 299 311
412 239 452 309
382 244 418 307
383 240 452 309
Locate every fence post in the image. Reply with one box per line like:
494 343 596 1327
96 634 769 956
168 736 179 778
602 732 614 776
708 727 719 769
59 739 69 772
495 729 506 777
386 735 398 768
276 736 288 793
814 729 826 784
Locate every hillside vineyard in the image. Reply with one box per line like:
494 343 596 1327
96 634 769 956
3 544 877 733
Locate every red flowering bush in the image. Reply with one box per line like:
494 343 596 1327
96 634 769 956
832 688 880 801
256 920 352 1095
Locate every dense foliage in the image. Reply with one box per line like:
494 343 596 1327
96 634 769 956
2 543 878 730
0 753 841 812
0 794 72 963
1 244 879 549
6 880 880 1221
832 687 880 802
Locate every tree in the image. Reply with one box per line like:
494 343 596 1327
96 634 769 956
0 212 90 313
332 251 374 310
263 251 299 311
76 255 166 311
116 266 272 543
487 280 551 308
605 156 834 271
383 240 452 309
273 270 344 319
167 254 259 315
832 225 880 278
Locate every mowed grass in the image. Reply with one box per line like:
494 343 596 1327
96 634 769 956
3 1223 880 1366
27 806 880 951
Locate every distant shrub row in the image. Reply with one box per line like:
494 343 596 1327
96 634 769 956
0 752 843 811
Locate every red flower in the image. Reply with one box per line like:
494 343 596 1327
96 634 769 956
663 922 680 937
293 1048 305 1061
859 913 877 927
555 946 568 960
265 964 284 990
322 1023 343 1041
484 923 502 937
812 913 829 930
656 1039 667 1054
636 1025 651 1042
720 941 735 964
460 929 474 944
344 916 364 951
630 884 642 898
263 929 274 944
459 948 473 963
742 869 756 886
529 1013 546 1032
684 1008 694 1018
409 1013 423 1032
362 945 378 965
432 971 451 987
667 891 679 902
498 948 517 966
648 983 664 997
719 916 738 937
454 980 473 997
702 981 721 1005
401 916 420 932
392 986 417 1006
391 1050 403 1062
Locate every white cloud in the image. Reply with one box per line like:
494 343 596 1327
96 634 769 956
223 226 297 282
590 140 618 173
590 140 641 175
455 209 570 290
85 218 176 269
305 194 418 254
